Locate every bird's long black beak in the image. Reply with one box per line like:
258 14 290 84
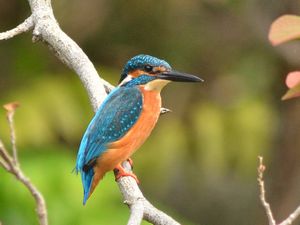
157 70 204 82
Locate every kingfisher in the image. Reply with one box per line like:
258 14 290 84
76 54 203 204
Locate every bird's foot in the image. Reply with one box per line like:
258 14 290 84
126 158 134 168
113 163 140 184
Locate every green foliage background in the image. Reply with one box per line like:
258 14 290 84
1 0 300 225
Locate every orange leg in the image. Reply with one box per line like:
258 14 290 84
113 159 139 184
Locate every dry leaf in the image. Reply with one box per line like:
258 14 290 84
3 102 20 112
269 15 300 46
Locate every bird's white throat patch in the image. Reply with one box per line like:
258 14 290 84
119 75 133 86
144 79 170 91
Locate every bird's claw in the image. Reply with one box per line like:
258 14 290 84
113 163 140 184
126 158 134 169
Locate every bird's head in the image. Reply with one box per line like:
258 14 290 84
119 54 203 91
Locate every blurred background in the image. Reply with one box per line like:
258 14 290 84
1 0 300 224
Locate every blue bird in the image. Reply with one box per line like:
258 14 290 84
76 54 203 204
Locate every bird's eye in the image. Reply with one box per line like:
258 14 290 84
144 65 153 73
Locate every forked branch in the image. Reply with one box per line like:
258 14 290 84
258 156 300 225
0 103 47 225
116 161 181 225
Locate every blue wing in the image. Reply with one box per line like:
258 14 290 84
75 86 143 203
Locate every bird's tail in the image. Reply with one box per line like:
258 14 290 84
81 166 106 205
82 168 94 205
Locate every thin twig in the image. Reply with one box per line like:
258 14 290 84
0 158 10 172
0 140 48 225
0 16 33 41
160 107 172 115
0 103 48 225
279 205 300 225
258 156 300 225
4 102 20 165
10 165 48 225
257 156 276 225
0 139 13 167
7 112 18 164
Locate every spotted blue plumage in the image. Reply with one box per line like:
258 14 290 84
76 54 176 205
120 54 171 83
76 86 143 204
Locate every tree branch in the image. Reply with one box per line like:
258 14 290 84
280 206 300 225
7 156 48 225
257 156 276 225
0 0 179 224
0 140 12 167
117 161 181 225
0 16 33 41
3 102 20 165
0 104 48 225
27 0 113 111
0 158 10 171
258 156 300 225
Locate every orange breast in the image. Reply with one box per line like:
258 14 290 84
91 87 162 190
